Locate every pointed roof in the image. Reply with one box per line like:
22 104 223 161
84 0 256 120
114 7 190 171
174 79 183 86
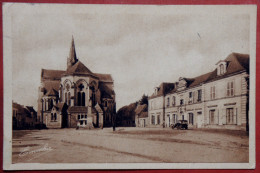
66 61 93 75
41 69 65 81
69 36 78 64
207 53 249 81
54 102 67 112
99 83 115 99
94 73 113 82
135 104 147 115
45 88 59 96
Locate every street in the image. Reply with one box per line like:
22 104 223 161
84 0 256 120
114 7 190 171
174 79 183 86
12 127 249 163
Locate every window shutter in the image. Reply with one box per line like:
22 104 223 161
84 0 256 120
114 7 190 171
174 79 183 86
234 108 237 124
222 108 226 124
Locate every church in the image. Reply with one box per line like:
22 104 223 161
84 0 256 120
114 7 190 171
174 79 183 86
37 37 116 129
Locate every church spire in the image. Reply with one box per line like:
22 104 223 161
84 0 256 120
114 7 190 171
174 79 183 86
67 36 78 69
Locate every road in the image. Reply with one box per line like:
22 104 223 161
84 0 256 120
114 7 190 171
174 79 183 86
12 127 249 163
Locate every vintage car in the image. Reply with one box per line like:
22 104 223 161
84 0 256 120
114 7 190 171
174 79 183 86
172 120 188 130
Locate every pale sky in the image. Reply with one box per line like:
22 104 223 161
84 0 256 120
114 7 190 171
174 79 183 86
8 4 252 111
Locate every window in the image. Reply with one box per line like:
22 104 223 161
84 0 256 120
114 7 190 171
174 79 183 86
81 115 84 119
51 113 54 120
180 99 184 105
82 92 85 106
226 108 236 124
189 113 194 125
172 96 175 106
77 92 81 106
50 99 53 109
189 92 193 104
198 89 202 102
78 115 80 120
209 110 218 124
92 91 95 107
85 120 87 125
54 113 57 121
85 115 87 119
182 115 184 120
220 64 224 75
80 121 83 125
167 97 170 107
227 81 234 97
65 93 68 104
157 115 160 125
151 115 155 125
77 92 85 106
173 114 177 124
68 92 71 106
210 86 216 100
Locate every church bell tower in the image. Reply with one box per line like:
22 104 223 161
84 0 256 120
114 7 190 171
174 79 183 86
67 36 78 69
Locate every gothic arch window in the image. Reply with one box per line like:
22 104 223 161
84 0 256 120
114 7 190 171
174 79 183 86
77 92 82 106
77 83 85 106
65 93 68 105
68 92 71 106
82 92 85 106
92 91 96 107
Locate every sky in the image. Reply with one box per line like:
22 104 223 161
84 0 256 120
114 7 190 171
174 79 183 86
7 4 252 111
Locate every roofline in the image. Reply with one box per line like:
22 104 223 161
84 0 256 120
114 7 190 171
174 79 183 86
62 73 99 79
163 69 248 96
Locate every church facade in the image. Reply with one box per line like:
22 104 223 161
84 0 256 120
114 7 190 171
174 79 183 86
37 38 116 129
148 53 249 131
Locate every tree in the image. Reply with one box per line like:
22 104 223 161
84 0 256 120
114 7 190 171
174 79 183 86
139 94 148 105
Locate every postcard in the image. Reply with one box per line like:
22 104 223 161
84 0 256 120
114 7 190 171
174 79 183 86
3 3 256 170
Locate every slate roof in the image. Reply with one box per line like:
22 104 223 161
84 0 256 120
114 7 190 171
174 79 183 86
139 112 148 118
150 53 249 98
206 53 249 82
66 61 93 75
46 88 59 96
94 73 113 82
41 69 65 81
26 106 36 114
13 102 31 117
54 102 67 111
149 82 175 98
68 106 88 113
99 83 115 99
135 104 147 115
42 80 60 96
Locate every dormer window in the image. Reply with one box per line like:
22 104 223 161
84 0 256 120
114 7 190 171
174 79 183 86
154 87 159 95
220 64 224 75
216 60 227 76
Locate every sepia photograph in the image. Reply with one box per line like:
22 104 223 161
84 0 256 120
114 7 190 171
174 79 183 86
3 3 256 170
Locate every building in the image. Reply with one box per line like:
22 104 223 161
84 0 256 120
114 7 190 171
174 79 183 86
134 104 148 127
12 102 37 129
148 53 249 131
37 37 116 129
148 83 175 127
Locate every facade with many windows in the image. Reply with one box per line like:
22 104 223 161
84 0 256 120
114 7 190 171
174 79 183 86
148 53 249 130
37 38 116 129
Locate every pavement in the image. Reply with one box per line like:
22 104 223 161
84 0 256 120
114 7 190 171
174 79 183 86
12 127 249 163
